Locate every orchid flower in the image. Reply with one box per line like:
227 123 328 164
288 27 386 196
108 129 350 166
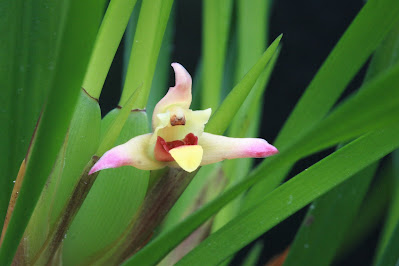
89 63 278 174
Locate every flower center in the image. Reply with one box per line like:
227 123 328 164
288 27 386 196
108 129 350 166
170 114 186 126
154 133 198 162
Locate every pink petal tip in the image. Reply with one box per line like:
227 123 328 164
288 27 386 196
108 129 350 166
243 139 279 158
152 63 192 129
88 148 132 175
171 62 192 90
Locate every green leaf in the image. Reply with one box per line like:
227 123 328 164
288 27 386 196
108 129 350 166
190 59 203 111
201 0 233 110
83 0 139 99
283 163 378 266
60 83 148 265
0 0 104 264
365 23 399 81
286 20 399 266
227 46 280 151
20 90 101 264
235 0 271 81
119 0 174 108
276 0 399 147
244 0 399 208
122 0 141 83
205 34 282 135
101 168 199 265
373 150 399 265
47 91 101 228
63 111 149 265
0 0 68 232
241 241 264 266
338 160 393 258
176 125 399 266
96 84 143 156
370 24 399 265
375 223 399 266
146 7 175 125
228 0 274 143
122 58 399 265
242 59 399 208
220 31 237 102
213 48 280 231
211 0 275 235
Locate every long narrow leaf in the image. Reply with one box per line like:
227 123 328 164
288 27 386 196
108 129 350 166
122 57 399 266
177 125 399 265
19 91 101 264
0 0 68 231
283 164 378 265
244 0 399 208
375 223 399 266
83 0 139 99
201 0 233 110
373 150 399 265
213 49 280 231
119 0 173 108
63 111 149 265
371 24 399 264
0 1 103 263
338 160 394 258
206 35 282 135
285 20 399 266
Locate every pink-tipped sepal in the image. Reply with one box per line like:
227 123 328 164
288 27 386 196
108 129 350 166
152 63 193 129
198 133 278 165
88 134 164 175
89 146 133 175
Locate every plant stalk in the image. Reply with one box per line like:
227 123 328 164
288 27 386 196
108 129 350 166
99 167 198 265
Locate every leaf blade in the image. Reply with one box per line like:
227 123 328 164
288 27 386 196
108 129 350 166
205 35 282 135
201 0 234 110
0 0 69 231
177 125 399 265
0 0 104 263
244 0 399 209
122 56 399 266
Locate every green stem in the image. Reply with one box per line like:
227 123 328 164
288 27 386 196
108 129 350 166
83 0 138 99
30 158 100 265
93 168 198 265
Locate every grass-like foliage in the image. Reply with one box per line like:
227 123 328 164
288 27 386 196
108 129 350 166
1 0 399 265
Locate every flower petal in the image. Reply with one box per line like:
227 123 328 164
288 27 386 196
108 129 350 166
152 63 192 129
89 134 164 174
199 133 278 165
156 108 211 142
154 133 199 162
169 145 203 173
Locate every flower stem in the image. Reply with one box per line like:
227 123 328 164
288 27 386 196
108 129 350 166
97 168 198 265
29 157 100 265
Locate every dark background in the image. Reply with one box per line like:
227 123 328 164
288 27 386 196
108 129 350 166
101 0 378 265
